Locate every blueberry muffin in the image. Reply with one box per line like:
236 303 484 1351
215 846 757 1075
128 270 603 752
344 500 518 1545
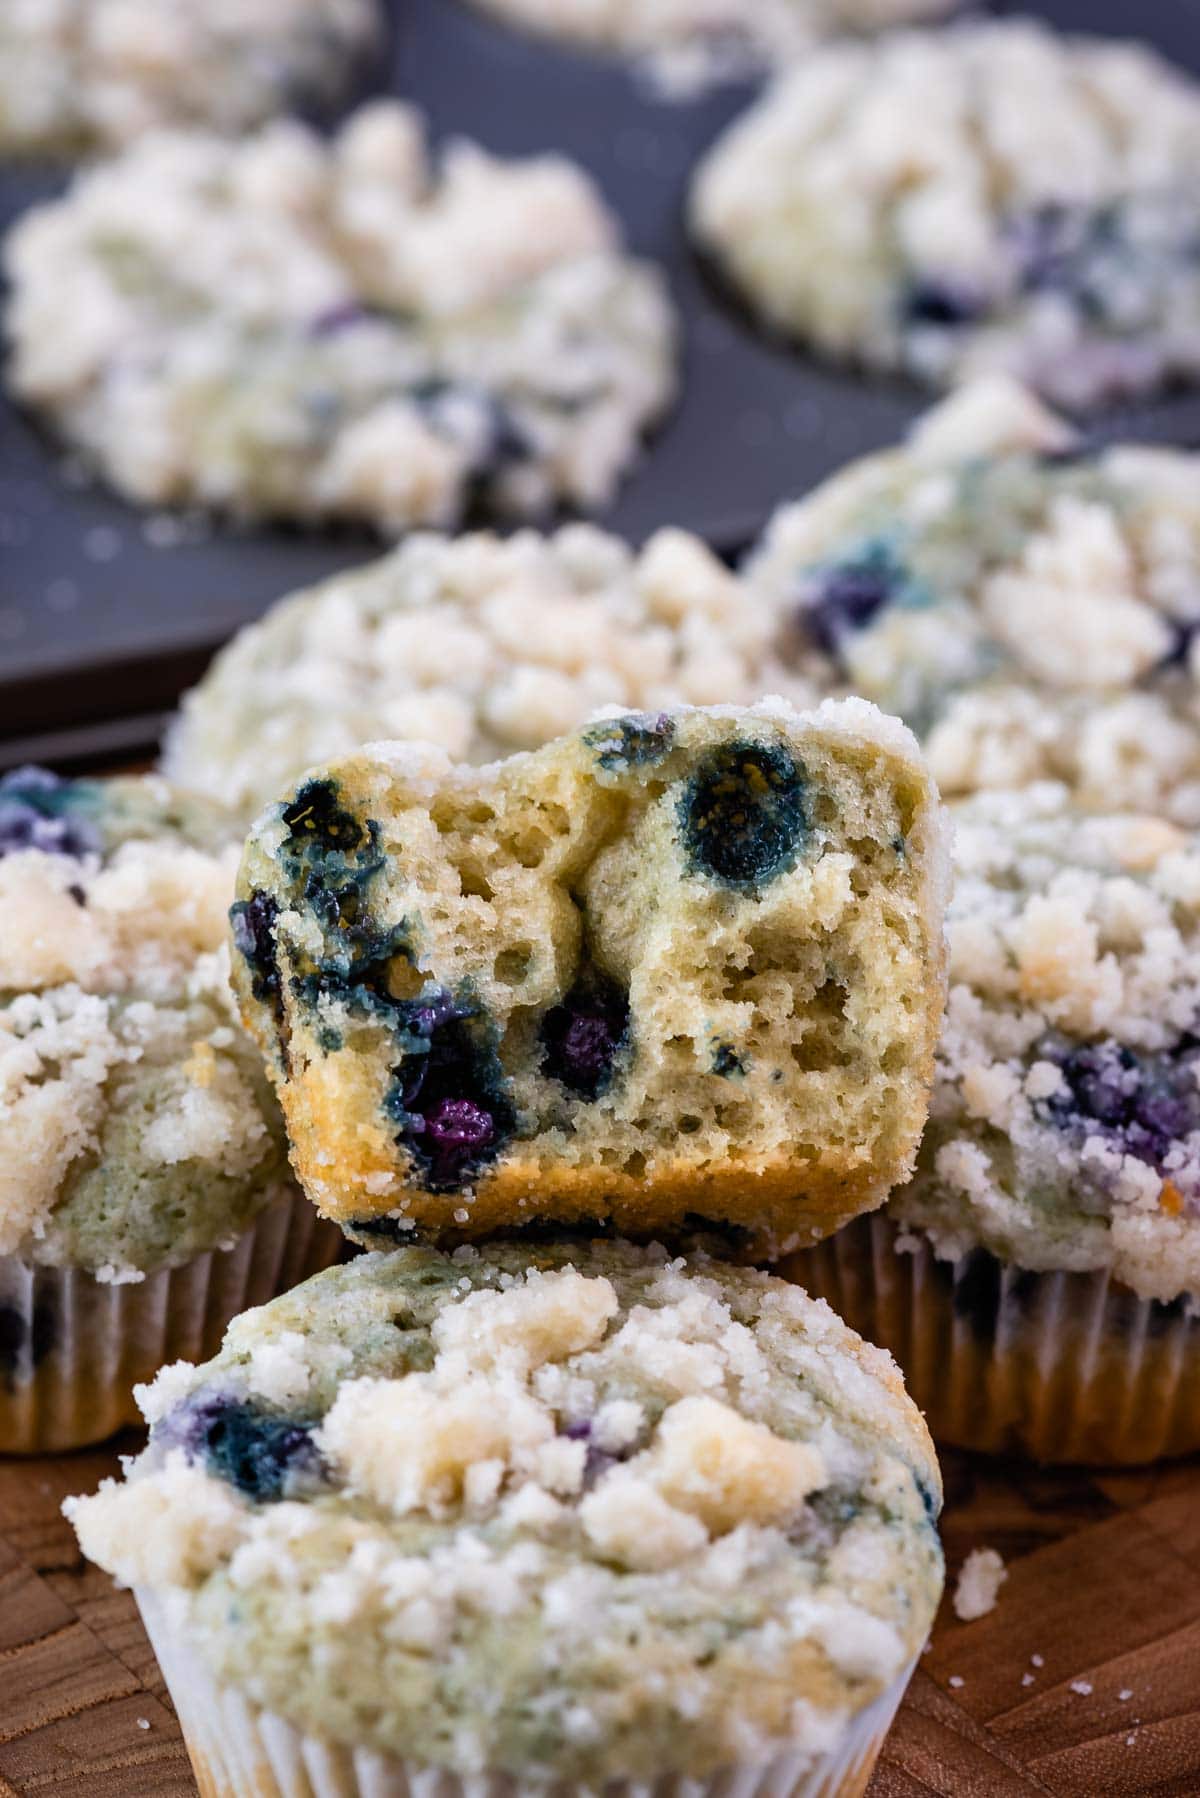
67 1240 943 1794
4 102 675 532
470 0 954 94
0 0 379 157
789 786 1200 1463
691 21 1200 409
231 700 948 1256
0 767 340 1451
745 378 1200 823
163 525 818 822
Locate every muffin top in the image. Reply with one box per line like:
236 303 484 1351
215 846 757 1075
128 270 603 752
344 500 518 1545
0 0 378 156
0 769 290 1275
4 101 675 532
892 785 1200 1300
745 379 1200 822
67 1241 943 1781
691 20 1200 408
163 525 816 821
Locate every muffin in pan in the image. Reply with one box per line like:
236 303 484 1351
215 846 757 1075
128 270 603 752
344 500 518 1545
0 0 379 157
470 0 954 95
745 378 1200 823
162 525 819 824
0 767 342 1452
691 20 1200 409
4 101 675 533
66 1240 944 1796
787 785 1200 1464
230 699 948 1256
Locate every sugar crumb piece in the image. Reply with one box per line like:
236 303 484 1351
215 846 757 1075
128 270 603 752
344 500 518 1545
137 1718 150 1730
1031 1653 1045 1668
1021 1672 1035 1687
953 1546 1007 1621
948 1675 965 1689
1069 1680 1093 1696
1119 1688 1134 1701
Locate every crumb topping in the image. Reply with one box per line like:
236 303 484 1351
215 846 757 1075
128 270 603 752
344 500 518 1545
745 381 1200 822
0 773 290 1271
164 525 815 819
67 1243 943 1781
892 786 1200 1297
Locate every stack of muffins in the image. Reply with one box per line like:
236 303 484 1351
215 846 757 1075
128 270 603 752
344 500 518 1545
63 692 952 1798
2 3 1199 1793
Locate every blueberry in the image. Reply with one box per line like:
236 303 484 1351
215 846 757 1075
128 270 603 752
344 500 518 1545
561 1415 640 1488
168 1395 323 1503
384 986 515 1192
1042 1036 1200 1171
903 279 986 329
281 778 366 859
540 973 630 1099
711 1042 746 1078
680 740 808 889
582 713 676 773
794 542 911 667
230 890 282 1015
0 767 101 862
310 300 377 338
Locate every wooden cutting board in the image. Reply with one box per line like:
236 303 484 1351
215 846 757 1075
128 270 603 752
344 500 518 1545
1 1438 1198 1796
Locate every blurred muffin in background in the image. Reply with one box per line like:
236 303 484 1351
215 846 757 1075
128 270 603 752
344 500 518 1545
693 20 1200 408
745 378 1200 823
163 526 815 822
471 0 954 95
0 0 380 157
4 102 676 532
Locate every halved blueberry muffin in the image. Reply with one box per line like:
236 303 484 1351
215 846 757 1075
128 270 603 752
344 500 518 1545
231 700 948 1255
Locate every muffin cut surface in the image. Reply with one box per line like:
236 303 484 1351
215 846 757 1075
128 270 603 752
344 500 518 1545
233 700 948 1253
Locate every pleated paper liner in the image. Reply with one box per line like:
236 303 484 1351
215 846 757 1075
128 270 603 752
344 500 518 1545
785 1211 1200 1464
0 1188 344 1453
137 1587 914 1798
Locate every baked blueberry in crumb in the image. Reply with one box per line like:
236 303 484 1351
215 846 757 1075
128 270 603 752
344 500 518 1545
711 1041 747 1077
582 712 676 772
540 971 630 1098
680 740 808 888
229 891 282 1015
385 987 515 1191
794 543 913 666
167 1395 323 1502
280 777 368 862
0 766 101 861
902 278 986 330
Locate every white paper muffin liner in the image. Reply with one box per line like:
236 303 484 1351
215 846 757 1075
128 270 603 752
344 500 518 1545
786 1211 1200 1464
0 1189 344 1454
136 1587 916 1798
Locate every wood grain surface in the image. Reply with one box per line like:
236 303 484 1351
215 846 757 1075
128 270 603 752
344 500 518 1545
1 1439 1198 1796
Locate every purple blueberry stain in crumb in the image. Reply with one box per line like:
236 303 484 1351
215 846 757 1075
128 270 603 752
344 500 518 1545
384 985 515 1192
540 972 630 1099
792 540 918 669
0 766 102 862
561 1416 639 1489
1040 1034 1200 1177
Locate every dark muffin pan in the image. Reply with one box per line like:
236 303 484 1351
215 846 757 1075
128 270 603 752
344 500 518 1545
0 0 1197 766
